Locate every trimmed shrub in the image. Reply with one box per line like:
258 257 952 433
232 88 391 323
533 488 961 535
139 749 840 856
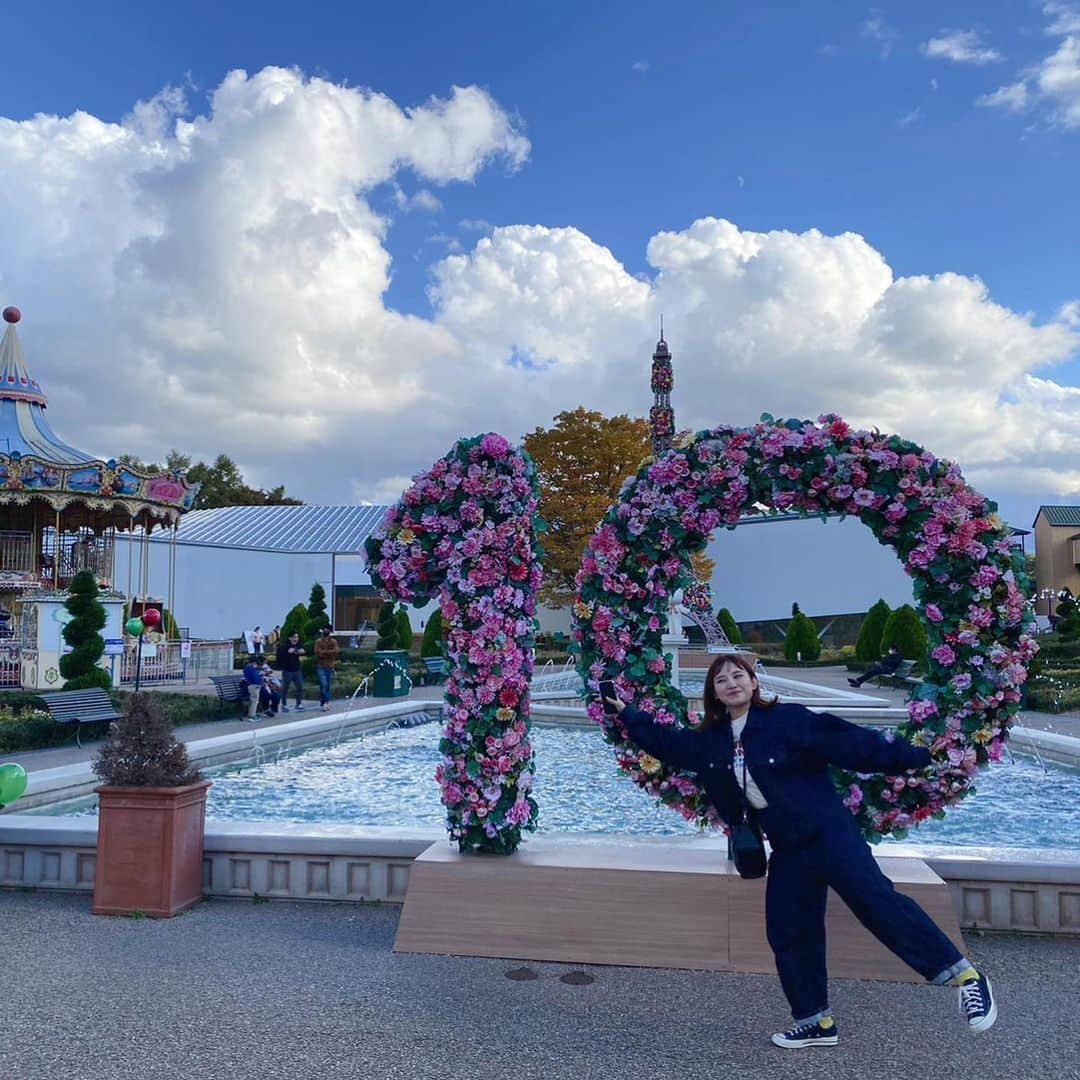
421 608 445 658
855 598 892 661
717 607 742 645
376 602 398 650
59 571 111 691
880 604 928 661
304 582 330 648
395 608 414 652
93 694 201 787
281 603 308 643
784 611 821 662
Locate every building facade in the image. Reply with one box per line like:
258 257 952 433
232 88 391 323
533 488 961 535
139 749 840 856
1033 506 1080 616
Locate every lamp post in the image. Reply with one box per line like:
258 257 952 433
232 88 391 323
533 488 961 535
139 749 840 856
126 615 145 691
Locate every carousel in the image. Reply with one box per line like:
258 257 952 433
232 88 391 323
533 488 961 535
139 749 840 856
0 306 199 689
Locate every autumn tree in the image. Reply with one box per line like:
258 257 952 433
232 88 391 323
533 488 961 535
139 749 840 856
523 408 651 608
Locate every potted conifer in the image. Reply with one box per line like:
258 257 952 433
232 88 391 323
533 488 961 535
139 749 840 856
91 694 211 918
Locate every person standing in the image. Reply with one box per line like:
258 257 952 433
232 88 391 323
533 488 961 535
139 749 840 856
241 656 264 722
251 625 265 659
275 631 306 712
606 653 996 1048
266 625 281 653
314 626 339 712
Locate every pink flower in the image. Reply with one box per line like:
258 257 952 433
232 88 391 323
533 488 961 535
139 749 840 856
924 604 943 623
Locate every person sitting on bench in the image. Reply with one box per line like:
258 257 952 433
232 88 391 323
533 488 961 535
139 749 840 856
849 644 903 687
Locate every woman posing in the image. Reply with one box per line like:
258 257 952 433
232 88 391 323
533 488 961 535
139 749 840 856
606 653 996 1049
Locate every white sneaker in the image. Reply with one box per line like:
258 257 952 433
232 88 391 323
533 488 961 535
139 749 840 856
321 704 330 712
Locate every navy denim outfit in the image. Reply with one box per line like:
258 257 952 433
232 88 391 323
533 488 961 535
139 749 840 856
620 702 966 1022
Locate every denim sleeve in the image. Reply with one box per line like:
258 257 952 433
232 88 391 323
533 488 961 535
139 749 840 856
787 705 932 773
619 707 704 773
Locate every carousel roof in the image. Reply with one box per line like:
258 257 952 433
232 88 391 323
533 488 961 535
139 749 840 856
0 306 198 525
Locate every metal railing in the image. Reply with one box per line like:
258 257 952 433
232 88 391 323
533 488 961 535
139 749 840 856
0 643 20 688
119 640 235 685
0 531 34 576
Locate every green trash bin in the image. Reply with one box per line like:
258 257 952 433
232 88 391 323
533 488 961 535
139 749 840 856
373 650 410 697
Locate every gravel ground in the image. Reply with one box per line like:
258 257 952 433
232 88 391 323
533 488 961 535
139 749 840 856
2 892 1077 1080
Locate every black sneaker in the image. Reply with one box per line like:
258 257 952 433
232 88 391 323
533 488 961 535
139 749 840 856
847 678 860 687
958 972 997 1033
771 1020 839 1049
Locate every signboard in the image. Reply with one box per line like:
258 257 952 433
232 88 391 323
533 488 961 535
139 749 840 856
104 638 125 656
180 641 192 659
139 643 158 659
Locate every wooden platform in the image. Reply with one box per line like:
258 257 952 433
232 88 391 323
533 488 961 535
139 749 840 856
394 839 966 983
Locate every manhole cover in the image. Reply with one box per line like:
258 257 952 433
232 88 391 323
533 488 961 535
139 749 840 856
559 971 595 986
504 966 539 981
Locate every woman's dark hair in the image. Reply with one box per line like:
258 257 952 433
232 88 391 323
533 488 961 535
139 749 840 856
700 653 776 729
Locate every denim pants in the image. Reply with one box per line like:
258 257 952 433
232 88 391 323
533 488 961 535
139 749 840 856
317 667 333 706
762 809 965 1022
281 669 304 706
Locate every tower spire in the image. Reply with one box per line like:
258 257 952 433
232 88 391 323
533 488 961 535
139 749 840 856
649 322 674 456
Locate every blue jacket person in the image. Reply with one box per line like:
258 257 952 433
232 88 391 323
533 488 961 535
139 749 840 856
607 652 997 1049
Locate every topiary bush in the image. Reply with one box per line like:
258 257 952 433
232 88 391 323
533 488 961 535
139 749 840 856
93 694 201 788
376 601 398 650
855 598 892 661
1056 590 1080 640
303 582 330 651
395 608 414 652
717 607 742 645
784 610 821 662
59 570 112 691
280 603 308 644
420 608 445 658
879 603 928 661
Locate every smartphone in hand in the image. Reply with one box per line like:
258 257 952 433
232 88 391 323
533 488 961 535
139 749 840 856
597 679 618 716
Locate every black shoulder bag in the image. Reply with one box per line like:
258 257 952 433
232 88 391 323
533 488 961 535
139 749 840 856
728 749 767 879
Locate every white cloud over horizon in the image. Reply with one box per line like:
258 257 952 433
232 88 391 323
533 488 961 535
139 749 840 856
921 30 1003 66
0 65 1078 523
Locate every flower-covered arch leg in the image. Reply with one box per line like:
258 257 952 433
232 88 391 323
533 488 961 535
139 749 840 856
364 434 544 854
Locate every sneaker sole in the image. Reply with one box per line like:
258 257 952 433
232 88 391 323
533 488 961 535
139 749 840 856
770 1035 839 1049
969 998 998 1033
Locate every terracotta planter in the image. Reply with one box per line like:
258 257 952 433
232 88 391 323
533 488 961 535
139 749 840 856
92 780 212 918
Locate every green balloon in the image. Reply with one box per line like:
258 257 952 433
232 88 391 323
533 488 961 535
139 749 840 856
126 617 145 636
0 762 27 806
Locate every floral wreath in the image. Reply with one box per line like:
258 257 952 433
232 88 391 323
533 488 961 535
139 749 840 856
364 434 544 854
573 415 1037 840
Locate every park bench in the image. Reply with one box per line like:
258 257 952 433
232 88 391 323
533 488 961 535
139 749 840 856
877 659 922 689
38 688 121 748
422 657 449 685
210 673 250 717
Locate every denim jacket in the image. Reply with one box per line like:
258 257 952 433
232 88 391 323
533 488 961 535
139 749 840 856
619 701 931 850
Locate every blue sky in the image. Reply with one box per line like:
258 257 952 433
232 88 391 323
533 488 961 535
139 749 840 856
1 1 1078 529
7 1 1076 321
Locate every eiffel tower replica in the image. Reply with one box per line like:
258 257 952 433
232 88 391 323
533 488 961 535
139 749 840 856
648 324 732 651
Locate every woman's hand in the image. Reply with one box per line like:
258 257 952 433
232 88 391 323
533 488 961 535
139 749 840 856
604 696 625 714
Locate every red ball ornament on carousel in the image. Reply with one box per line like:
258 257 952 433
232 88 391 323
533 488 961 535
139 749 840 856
142 607 162 630
2 307 21 324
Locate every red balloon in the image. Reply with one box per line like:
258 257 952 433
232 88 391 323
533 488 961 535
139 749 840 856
142 607 162 628
2 307 21 324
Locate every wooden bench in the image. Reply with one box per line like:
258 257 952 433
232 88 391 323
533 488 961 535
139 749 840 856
877 659 922 689
210 673 250 717
38 688 121 748
422 657 448 685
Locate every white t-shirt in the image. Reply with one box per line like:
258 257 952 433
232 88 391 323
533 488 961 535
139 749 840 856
730 715 768 810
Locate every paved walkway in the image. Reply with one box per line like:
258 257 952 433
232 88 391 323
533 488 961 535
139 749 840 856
0 891 1075 1080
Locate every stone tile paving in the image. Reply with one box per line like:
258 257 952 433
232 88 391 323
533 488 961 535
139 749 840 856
0 892 1076 1080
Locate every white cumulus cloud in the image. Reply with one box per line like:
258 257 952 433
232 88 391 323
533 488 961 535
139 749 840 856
0 66 1077 519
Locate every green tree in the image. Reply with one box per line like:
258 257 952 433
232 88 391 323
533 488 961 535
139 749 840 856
880 604 928 661
421 608 445 658
376 602 398 650
396 608 414 652
523 407 652 608
717 607 742 645
784 610 821 662
280 603 308 645
303 582 330 650
856 599 892 661
122 450 302 509
59 571 112 690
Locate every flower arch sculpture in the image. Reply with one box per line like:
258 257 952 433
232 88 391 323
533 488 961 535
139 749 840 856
364 434 543 854
573 415 1037 841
